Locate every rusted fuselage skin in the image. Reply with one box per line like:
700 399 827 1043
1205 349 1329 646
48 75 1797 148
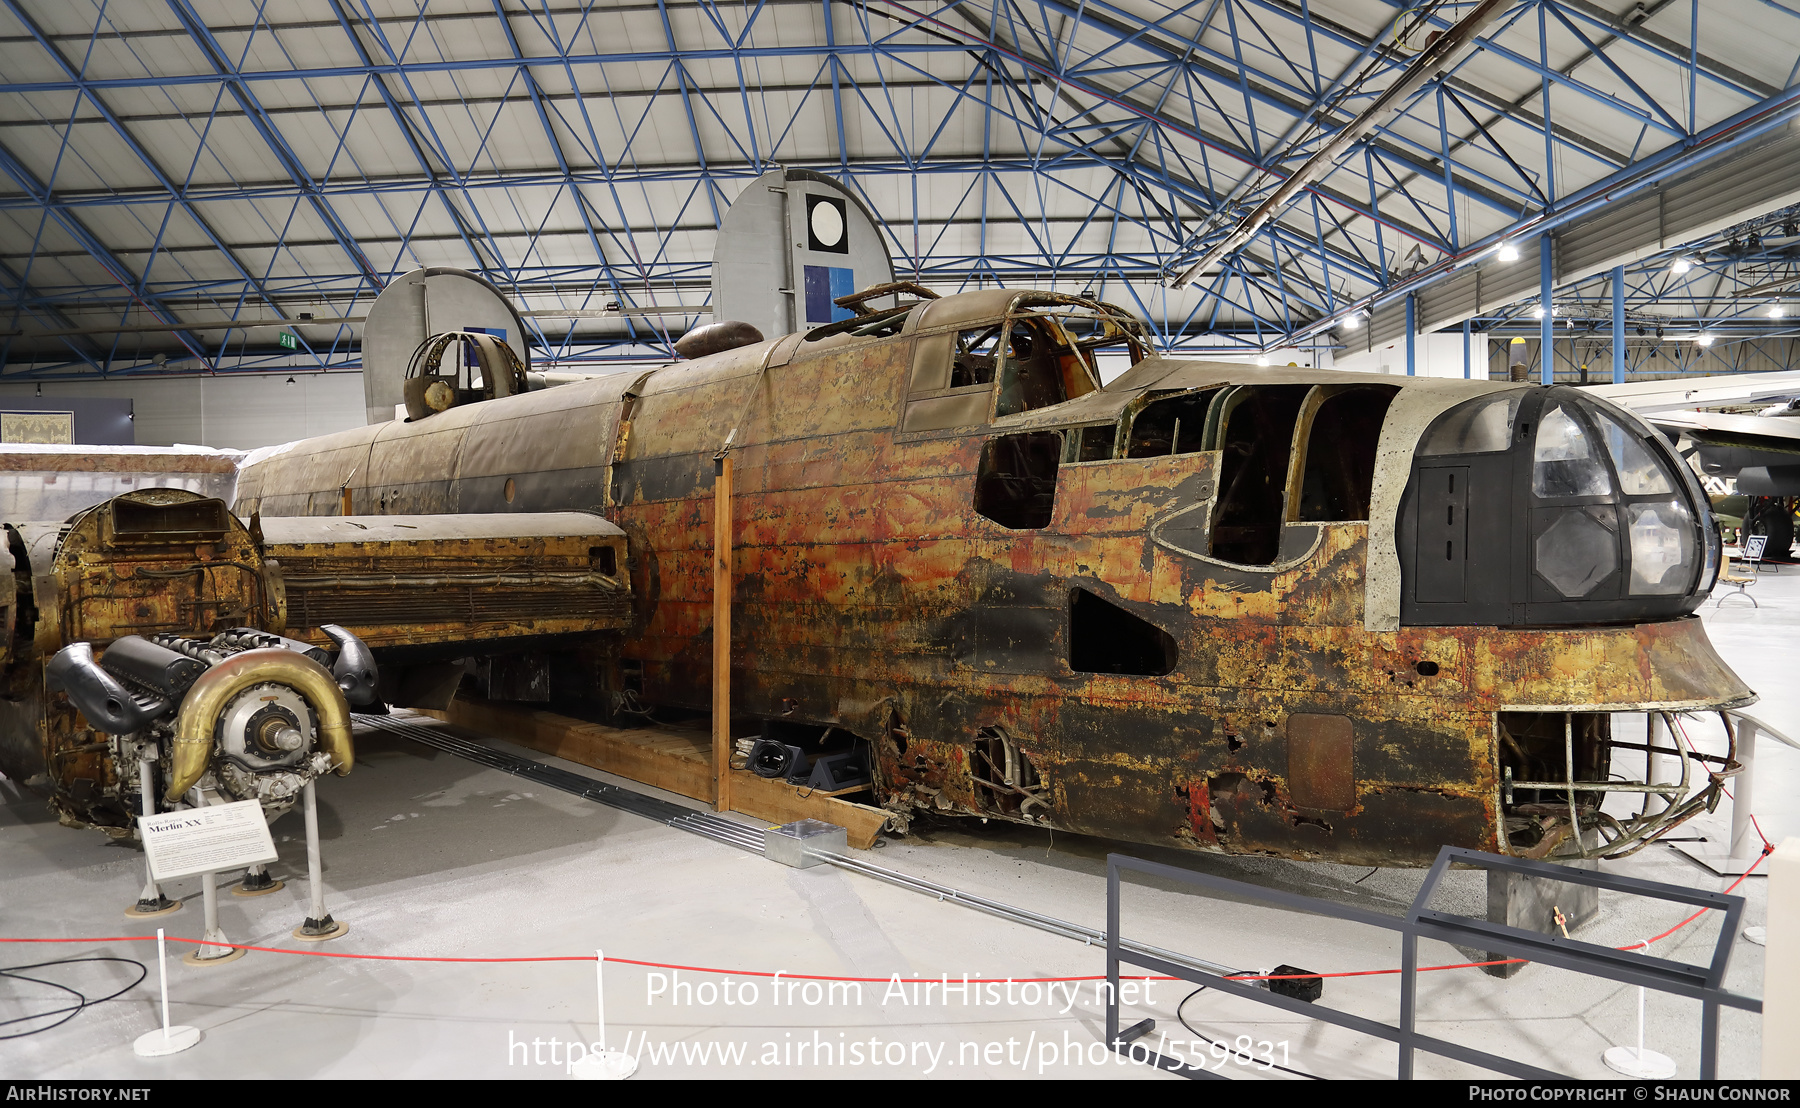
235 290 1753 866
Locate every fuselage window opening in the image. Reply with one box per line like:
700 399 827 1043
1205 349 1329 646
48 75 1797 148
1205 384 1312 565
974 431 1062 529
1064 424 1117 463
1125 389 1222 458
1288 385 1399 522
1068 587 1177 676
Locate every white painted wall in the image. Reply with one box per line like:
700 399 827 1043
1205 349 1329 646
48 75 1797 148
0 372 367 450
1335 330 1488 379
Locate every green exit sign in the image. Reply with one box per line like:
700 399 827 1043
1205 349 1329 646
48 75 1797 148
278 331 298 350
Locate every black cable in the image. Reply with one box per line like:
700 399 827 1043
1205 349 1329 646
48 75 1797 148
1354 866 1379 885
0 956 147 1039
1175 977 1325 1081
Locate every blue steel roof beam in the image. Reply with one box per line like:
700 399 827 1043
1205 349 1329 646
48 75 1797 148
697 0 767 170
1471 23 1688 142
485 0 616 357
1440 85 1548 207
1229 0 1631 164
322 0 491 277
0 142 211 366
1348 0 1787 247
955 0 1198 231
528 1 673 350
1223 0 1328 100
837 3 922 176
1 0 289 324
654 0 725 228
0 40 1114 98
1022 0 1540 216
412 61 542 292
0 258 108 374
162 0 382 292
1543 2 1689 137
877 0 1464 249
1035 0 1619 262
821 0 856 187
1220 2 1266 163
1296 84 1800 345
336 0 543 286
515 31 678 356
1547 0 1780 104
870 16 1439 285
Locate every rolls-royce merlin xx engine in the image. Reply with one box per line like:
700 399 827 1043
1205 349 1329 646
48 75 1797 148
0 487 634 836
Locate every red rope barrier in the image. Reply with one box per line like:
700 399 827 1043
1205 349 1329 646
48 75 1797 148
3 843 1770 984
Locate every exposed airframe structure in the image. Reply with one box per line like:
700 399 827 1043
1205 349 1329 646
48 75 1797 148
217 287 1751 867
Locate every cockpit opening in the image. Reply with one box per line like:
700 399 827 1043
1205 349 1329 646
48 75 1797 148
1291 386 1399 523
1207 385 1312 565
995 315 1099 417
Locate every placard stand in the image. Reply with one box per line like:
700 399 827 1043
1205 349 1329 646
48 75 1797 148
133 929 200 1056
182 870 245 966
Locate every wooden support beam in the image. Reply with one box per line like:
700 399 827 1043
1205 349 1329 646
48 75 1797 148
430 698 890 848
712 452 733 813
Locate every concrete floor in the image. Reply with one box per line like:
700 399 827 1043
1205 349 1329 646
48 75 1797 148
4 574 1794 1080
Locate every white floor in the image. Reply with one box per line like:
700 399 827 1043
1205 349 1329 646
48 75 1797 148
3 575 1794 1081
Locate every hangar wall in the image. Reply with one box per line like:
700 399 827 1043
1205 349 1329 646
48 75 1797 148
0 373 366 450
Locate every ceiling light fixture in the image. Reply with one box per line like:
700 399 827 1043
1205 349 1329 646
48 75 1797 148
1697 333 1716 347
1771 305 1787 319
285 376 296 386
1497 242 1520 262
1671 257 1693 275
1342 310 1362 329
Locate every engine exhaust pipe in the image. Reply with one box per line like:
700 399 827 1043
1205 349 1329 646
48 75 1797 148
321 624 380 707
47 642 168 734
166 649 355 803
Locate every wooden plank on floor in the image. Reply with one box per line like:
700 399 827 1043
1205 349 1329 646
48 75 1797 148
435 697 890 847
442 697 713 802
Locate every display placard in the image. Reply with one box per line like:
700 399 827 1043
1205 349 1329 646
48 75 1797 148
141 800 278 882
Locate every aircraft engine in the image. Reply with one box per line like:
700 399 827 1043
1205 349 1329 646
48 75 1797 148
46 626 369 828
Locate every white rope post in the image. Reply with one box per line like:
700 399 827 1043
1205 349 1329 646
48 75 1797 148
1602 936 1675 1077
569 946 636 1079
132 928 199 1056
159 929 170 1038
595 948 607 1052
1730 719 1758 862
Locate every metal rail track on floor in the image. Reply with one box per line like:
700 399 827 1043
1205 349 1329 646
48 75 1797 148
357 713 1236 978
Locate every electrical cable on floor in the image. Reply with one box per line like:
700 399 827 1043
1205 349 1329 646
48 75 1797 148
0 956 146 1039
1175 977 1324 1081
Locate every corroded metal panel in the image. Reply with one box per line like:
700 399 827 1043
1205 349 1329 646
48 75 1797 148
209 289 1755 867
1287 714 1356 811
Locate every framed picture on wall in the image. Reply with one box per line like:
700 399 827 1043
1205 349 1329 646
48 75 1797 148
0 411 73 444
